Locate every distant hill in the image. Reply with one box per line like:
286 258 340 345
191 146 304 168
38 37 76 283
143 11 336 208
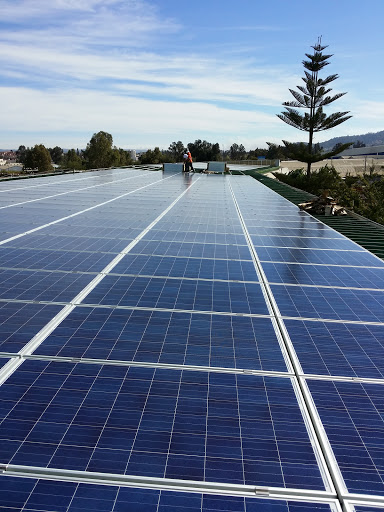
320 130 384 151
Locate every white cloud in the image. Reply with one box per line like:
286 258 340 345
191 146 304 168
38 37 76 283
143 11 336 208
1 0 379 150
0 86 284 149
0 42 296 108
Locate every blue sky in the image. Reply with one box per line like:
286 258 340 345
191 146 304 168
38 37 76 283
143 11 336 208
1 0 383 150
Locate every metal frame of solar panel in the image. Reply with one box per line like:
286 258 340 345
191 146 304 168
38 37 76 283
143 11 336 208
1 166 383 511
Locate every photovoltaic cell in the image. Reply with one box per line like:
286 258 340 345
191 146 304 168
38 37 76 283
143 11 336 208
262 262 384 289
2 171 384 509
271 284 384 322
245 226 344 238
0 302 62 354
0 247 115 273
111 254 259 281
143 229 247 245
308 379 384 495
132 240 253 260
285 319 384 378
4 233 132 252
42 224 143 239
83 275 269 314
0 475 337 512
256 247 384 267
35 308 287 371
0 361 325 490
0 269 95 303
251 235 361 251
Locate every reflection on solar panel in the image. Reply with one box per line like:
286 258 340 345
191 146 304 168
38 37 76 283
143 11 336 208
0 167 384 510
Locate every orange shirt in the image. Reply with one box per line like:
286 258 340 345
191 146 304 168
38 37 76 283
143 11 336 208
187 152 192 162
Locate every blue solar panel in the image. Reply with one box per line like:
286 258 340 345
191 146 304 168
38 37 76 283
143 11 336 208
133 240 252 260
308 379 384 495
262 262 384 289
143 229 247 244
4 233 133 252
111 254 259 281
256 247 384 267
0 302 62 354
245 226 344 238
0 247 116 273
3 171 384 509
0 475 336 512
285 319 384 378
0 361 325 489
251 235 361 251
35 308 287 371
83 275 268 314
0 269 95 303
41 224 143 239
271 284 384 322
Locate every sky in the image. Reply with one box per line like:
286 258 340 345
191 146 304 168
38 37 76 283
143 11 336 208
1 0 383 151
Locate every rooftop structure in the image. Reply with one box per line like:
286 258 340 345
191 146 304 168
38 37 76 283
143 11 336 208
0 167 384 511
338 144 384 157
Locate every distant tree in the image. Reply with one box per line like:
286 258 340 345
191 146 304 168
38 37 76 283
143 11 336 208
168 141 185 162
24 144 53 172
277 38 352 177
61 149 84 170
16 145 27 164
230 143 247 160
83 131 114 169
353 140 366 148
139 147 167 164
48 146 63 164
265 143 289 160
248 147 268 159
187 139 221 161
211 143 221 160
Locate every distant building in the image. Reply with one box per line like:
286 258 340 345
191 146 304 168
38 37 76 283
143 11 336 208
338 144 384 158
129 150 137 161
0 151 17 162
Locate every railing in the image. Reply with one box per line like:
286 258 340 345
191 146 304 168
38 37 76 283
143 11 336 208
226 159 279 166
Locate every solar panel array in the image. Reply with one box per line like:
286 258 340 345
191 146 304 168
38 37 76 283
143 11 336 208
0 167 383 511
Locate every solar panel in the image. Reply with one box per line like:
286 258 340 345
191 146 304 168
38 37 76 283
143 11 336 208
262 262 384 289
270 284 384 322
0 247 116 273
34 308 287 371
284 319 384 378
251 234 361 250
256 246 384 266
4 233 133 252
0 360 324 489
110 254 259 281
0 475 338 512
308 379 384 496
0 268 95 303
82 275 268 314
1 169 384 509
0 302 62 354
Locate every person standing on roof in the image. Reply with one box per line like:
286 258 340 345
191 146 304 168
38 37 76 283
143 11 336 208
182 150 188 172
186 149 194 172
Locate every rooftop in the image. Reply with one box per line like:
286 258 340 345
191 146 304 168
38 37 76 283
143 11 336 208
0 167 383 511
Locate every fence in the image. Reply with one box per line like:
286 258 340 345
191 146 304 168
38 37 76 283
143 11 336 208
226 159 279 167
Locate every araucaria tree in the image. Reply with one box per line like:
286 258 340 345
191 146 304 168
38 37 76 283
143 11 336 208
277 38 352 177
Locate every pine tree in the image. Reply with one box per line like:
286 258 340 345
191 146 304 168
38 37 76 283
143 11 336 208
277 38 352 177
